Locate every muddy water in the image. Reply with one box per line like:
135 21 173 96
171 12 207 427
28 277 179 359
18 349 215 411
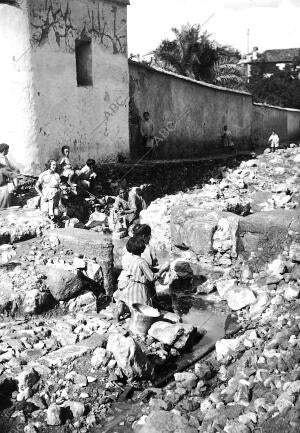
95 285 231 433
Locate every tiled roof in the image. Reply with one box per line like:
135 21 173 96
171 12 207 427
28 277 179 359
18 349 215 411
261 48 300 63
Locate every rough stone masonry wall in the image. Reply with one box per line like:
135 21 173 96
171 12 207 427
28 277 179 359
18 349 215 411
0 0 130 174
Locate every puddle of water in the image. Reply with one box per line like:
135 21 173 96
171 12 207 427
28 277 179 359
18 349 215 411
182 306 227 351
95 282 230 433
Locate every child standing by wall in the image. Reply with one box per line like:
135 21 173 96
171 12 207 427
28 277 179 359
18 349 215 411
268 131 280 152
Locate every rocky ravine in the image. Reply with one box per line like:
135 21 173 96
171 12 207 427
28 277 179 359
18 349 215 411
0 145 299 433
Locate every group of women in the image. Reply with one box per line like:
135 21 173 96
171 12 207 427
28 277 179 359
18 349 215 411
35 146 97 220
114 224 169 321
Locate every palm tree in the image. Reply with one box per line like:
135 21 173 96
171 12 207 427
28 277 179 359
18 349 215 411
153 24 218 82
153 24 246 90
213 57 247 90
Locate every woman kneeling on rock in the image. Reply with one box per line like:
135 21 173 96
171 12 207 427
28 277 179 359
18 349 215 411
114 236 157 321
35 159 61 221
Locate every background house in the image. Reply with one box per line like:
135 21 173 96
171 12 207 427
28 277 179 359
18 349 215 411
242 47 300 78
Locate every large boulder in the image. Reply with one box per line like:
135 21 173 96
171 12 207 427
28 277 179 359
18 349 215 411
21 289 53 315
47 229 114 295
226 287 256 311
133 410 198 433
171 206 242 259
171 209 220 256
215 278 238 300
44 264 103 302
148 321 196 350
106 333 152 379
238 209 300 269
45 267 86 301
213 214 241 258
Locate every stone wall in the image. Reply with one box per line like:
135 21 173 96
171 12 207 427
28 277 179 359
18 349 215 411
287 109 300 140
129 61 300 158
129 61 253 159
251 103 300 147
0 0 130 174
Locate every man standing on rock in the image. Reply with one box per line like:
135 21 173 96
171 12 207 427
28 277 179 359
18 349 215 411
268 131 280 152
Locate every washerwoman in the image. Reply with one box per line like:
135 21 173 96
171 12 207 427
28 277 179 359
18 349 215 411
35 159 61 220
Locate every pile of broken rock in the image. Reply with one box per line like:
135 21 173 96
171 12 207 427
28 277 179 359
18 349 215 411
141 146 300 270
0 146 300 433
133 243 300 433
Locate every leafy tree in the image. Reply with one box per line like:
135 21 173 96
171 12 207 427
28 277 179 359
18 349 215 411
153 24 246 89
153 24 216 81
212 48 247 91
213 61 246 90
248 63 300 109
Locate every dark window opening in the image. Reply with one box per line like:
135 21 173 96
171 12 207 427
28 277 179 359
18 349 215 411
75 39 93 87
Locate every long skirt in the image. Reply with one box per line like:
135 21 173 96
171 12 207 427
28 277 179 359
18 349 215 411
40 191 60 217
0 184 12 209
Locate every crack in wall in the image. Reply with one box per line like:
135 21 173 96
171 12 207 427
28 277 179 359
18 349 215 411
30 0 127 54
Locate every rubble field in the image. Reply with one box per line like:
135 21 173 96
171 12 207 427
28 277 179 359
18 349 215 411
0 145 300 433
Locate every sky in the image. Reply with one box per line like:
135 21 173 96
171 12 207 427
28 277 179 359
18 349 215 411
127 0 300 57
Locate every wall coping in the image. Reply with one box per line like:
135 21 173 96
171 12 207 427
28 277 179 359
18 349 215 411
253 102 300 113
104 0 130 5
129 59 253 97
129 60 300 112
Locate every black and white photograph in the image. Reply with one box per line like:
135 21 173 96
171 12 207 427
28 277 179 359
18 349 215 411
0 0 300 432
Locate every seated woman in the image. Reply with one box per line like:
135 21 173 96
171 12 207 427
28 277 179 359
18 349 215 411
78 159 97 191
128 187 147 224
60 162 75 186
0 163 18 209
59 145 72 171
0 143 20 194
114 236 157 321
85 203 108 231
110 187 135 234
35 159 61 220
0 143 19 172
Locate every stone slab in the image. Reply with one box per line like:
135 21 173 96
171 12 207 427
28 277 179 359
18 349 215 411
0 208 49 245
48 228 112 255
41 344 91 367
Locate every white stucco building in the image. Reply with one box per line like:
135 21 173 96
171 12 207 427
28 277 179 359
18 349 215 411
0 0 130 174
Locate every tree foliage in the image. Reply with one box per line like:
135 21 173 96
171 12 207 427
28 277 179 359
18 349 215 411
248 64 300 109
153 22 300 104
153 23 246 89
213 58 246 91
